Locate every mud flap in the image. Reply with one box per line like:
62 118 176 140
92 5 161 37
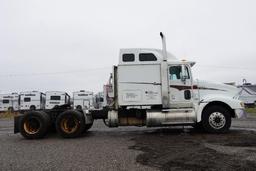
14 115 23 134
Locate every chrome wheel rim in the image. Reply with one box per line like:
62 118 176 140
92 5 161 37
209 112 226 129
24 118 40 135
60 117 79 134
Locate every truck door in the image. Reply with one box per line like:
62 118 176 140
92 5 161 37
168 64 193 108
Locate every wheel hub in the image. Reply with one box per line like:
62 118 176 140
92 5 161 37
209 112 226 129
60 117 79 134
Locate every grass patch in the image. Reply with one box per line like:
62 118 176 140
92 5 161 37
245 107 256 116
0 112 18 119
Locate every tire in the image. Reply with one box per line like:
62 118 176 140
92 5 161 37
84 122 93 132
19 111 51 139
202 105 231 133
192 122 204 131
56 110 85 138
76 105 82 110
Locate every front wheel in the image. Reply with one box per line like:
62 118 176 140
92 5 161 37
202 105 231 133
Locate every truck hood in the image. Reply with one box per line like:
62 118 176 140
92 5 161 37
195 80 240 98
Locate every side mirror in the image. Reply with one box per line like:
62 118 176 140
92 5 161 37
181 65 190 83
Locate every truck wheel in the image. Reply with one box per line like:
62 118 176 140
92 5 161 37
202 105 231 133
19 111 51 139
84 122 93 132
192 122 203 131
56 110 85 138
76 105 82 110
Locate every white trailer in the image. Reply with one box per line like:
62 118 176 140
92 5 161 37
0 93 19 112
14 33 245 139
19 91 46 111
94 92 106 109
73 90 94 110
45 91 70 109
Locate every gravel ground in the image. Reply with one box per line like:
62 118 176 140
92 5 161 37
0 115 256 171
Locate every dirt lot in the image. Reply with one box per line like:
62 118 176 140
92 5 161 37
0 115 256 171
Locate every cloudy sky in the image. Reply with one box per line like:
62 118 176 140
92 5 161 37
0 0 255 94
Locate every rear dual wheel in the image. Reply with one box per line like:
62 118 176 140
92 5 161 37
55 110 86 138
19 111 51 139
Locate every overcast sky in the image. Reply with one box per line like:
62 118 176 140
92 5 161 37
0 0 255 94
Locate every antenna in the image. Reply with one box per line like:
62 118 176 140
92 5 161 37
160 32 167 61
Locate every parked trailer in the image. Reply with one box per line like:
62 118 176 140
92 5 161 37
19 91 46 111
73 90 94 110
45 91 70 109
14 33 245 139
94 92 106 109
0 93 19 112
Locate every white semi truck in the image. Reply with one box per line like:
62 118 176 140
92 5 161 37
14 33 245 139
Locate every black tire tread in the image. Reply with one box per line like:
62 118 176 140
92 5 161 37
19 111 51 139
202 105 231 133
55 110 85 138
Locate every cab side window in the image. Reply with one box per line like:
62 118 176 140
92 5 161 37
169 66 182 80
122 54 135 62
139 53 157 61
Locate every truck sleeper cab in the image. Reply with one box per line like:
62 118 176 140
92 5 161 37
19 91 45 111
104 47 244 131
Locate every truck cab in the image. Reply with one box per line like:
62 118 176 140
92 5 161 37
105 44 245 132
117 48 197 109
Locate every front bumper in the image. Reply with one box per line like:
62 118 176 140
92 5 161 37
234 109 246 118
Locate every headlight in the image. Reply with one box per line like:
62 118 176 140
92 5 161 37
240 102 245 108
